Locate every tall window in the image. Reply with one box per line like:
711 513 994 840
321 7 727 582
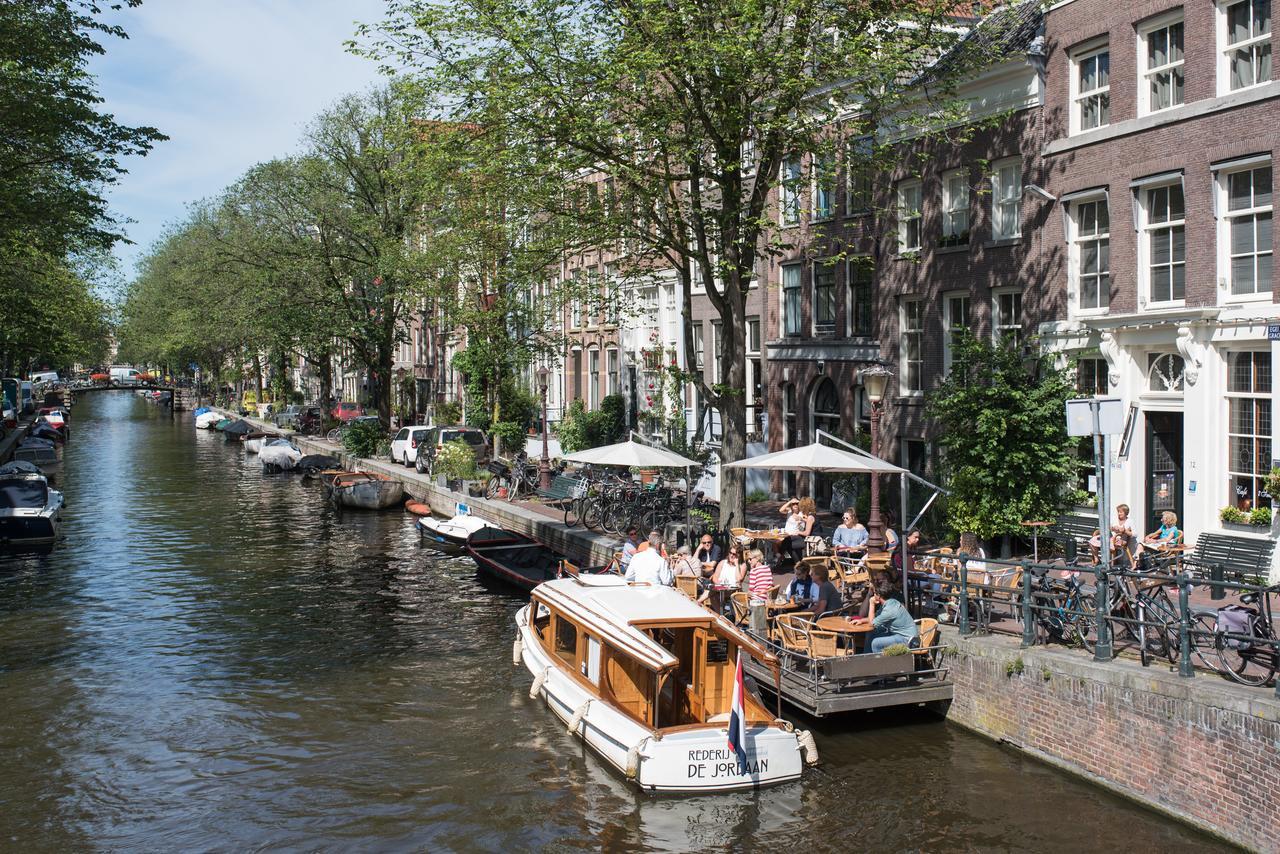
812 154 835 221
1077 358 1108 396
780 157 802 225
692 323 705 370
847 258 873 336
846 136 873 215
782 263 802 336
993 289 1022 345
1227 351 1272 510
813 262 836 333
746 318 762 434
588 347 600 408
606 347 618 397
1221 0 1272 93
900 298 923 393
1072 198 1111 311
897 179 922 252
942 169 970 243
943 293 970 372
1143 183 1186 303
1142 17 1185 113
991 159 1022 240
710 321 723 384
1073 46 1111 132
812 379 841 438
1223 164 1273 297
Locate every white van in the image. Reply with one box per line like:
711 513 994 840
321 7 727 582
30 371 59 385
109 367 142 386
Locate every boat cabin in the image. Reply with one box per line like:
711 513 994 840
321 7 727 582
530 578 778 731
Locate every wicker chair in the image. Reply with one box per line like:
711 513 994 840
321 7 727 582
730 592 751 625
675 575 700 599
806 627 844 658
776 613 811 654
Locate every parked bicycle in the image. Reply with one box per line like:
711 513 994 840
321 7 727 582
1213 582 1279 686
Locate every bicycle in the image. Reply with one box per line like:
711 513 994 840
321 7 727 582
1028 566 1097 651
1214 582 1279 687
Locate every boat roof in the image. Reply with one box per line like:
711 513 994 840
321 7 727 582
533 576 776 673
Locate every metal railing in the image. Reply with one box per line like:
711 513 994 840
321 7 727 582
905 549 1280 698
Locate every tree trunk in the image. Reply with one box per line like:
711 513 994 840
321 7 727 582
717 283 748 530
317 349 333 412
252 352 264 404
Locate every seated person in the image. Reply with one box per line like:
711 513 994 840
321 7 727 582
810 565 842 617
745 549 774 603
697 545 743 605
1143 511 1180 550
694 534 722 570
671 545 701 577
832 509 868 555
625 531 673 586
785 562 818 607
859 578 920 654
619 527 641 569
775 497 816 568
1088 503 1135 565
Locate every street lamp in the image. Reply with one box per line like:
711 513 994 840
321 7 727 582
537 365 552 491
861 363 892 551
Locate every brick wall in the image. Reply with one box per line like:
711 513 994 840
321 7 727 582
947 631 1280 850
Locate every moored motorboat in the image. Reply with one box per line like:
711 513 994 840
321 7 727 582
417 503 493 546
260 440 302 472
516 575 813 793
195 410 221 429
324 470 405 510
0 460 64 553
14 436 60 478
465 526 566 591
297 455 340 476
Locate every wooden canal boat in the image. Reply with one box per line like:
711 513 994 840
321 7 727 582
464 526 564 591
516 575 816 793
323 471 405 510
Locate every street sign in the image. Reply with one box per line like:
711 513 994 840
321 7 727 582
1065 397 1125 436
1269 323 1280 341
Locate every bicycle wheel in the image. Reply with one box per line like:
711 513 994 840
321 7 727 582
326 428 342 444
1186 611 1222 673
581 494 602 531
485 476 504 500
1072 591 1098 653
1216 628 1275 687
564 497 579 528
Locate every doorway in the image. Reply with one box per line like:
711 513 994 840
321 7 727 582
1145 411 1183 534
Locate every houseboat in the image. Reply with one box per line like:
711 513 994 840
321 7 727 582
515 575 815 793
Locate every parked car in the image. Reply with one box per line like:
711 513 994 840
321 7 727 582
331 401 364 423
109 367 143 386
414 426 489 476
274 405 305 428
389 425 431 467
19 381 33 415
29 371 59 385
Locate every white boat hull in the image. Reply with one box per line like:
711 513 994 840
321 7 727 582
417 513 491 545
516 605 803 793
244 437 265 454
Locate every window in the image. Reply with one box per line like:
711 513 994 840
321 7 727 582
606 347 618 397
812 378 841 438
943 292 970 372
554 615 578 664
1148 352 1186 393
991 160 1022 240
846 136 873 214
1077 358 1109 396
813 262 836 333
746 318 762 435
1072 198 1111 311
605 264 620 325
993 288 1022 345
588 347 600 409
710 321 723 384
1073 45 1111 133
897 179 922 252
942 169 970 244
1222 163 1273 297
847 258 873 336
1227 351 1272 510
692 323 704 371
812 154 835 221
900 298 924 393
1141 16 1185 113
782 263 802 336
780 157 802 225
1220 0 1272 93
1142 182 1186 303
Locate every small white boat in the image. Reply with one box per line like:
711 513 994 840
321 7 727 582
516 575 814 793
417 503 493 546
244 437 265 454
260 441 302 471
0 461 63 552
195 411 222 429
325 471 405 510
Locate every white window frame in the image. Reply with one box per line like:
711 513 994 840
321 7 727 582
942 168 970 243
780 157 803 226
991 158 1022 241
1137 178 1187 307
1069 194 1111 315
1215 157 1273 302
781 263 802 336
897 179 922 253
992 287 1023 345
942 291 970 373
1070 41 1111 135
1226 350 1273 509
588 346 601 409
811 153 835 221
900 297 924 396
812 260 837 335
1138 12 1186 115
745 317 762 434
605 347 619 397
1217 0 1273 95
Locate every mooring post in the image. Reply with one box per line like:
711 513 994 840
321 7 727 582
958 556 970 637
1021 561 1035 648
1177 573 1194 678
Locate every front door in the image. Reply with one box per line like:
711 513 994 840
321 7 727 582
1145 412 1183 534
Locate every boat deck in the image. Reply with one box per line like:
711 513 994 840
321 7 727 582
744 652 952 717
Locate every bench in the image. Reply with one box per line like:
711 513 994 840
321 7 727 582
536 474 587 508
1182 532 1276 585
1050 514 1099 562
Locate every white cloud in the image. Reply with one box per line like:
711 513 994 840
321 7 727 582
91 0 388 273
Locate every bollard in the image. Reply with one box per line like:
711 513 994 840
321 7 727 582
1210 563 1226 601
1094 567 1112 661
958 557 970 636
1177 574 1194 678
1021 561 1035 648
749 602 767 636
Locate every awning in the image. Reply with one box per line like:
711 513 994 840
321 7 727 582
723 441 905 474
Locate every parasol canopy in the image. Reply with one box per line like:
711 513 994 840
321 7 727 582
562 439 699 469
723 441 905 474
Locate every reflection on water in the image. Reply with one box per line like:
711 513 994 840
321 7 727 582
0 394 1226 851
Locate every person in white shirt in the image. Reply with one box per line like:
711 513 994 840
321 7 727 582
625 531 674 586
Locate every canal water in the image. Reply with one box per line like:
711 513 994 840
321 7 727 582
0 394 1228 851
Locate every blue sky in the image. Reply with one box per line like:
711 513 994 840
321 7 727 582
91 0 387 278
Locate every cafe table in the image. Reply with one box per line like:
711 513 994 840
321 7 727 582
816 616 875 653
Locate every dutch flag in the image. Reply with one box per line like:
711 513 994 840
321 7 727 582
726 651 749 769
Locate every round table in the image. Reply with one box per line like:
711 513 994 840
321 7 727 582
1020 520 1054 562
816 616 874 652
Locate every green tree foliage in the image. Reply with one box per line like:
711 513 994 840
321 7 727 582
927 334 1077 539
558 395 627 453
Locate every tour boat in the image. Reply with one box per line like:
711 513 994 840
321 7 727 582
324 471 405 510
417 503 493 546
515 575 815 793
0 461 64 553
465 526 566 591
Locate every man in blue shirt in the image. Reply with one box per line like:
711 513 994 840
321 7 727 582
861 578 919 654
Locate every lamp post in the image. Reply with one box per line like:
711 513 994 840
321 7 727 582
861 363 892 551
537 365 552 491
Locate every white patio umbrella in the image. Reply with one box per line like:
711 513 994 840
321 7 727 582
723 441 905 474
562 439 699 469
525 436 563 459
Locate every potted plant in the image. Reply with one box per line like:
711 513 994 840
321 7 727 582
1219 505 1271 531
438 439 479 493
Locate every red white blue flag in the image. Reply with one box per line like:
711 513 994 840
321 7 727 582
726 650 749 768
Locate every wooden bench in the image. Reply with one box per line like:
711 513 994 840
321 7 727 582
536 474 587 508
1182 532 1276 584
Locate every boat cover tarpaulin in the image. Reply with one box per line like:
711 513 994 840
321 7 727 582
297 454 340 471
223 420 253 436
0 461 42 476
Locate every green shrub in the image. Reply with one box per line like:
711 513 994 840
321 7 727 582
435 400 463 425
342 419 385 458
438 439 479 481
881 643 911 657
746 489 769 503
1220 506 1248 524
490 420 526 457
1249 506 1272 527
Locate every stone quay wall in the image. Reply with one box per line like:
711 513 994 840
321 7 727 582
946 631 1280 851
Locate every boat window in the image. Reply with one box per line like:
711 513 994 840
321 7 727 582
706 639 729 663
0 480 47 509
554 616 578 664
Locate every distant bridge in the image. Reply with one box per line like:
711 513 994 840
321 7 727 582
68 383 196 413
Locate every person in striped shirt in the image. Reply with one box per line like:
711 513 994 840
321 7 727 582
745 549 773 603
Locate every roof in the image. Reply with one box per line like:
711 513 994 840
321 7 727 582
911 0 1044 87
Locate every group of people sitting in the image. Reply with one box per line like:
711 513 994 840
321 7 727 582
1088 505 1182 565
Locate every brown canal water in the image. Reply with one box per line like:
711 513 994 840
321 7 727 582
0 394 1231 852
